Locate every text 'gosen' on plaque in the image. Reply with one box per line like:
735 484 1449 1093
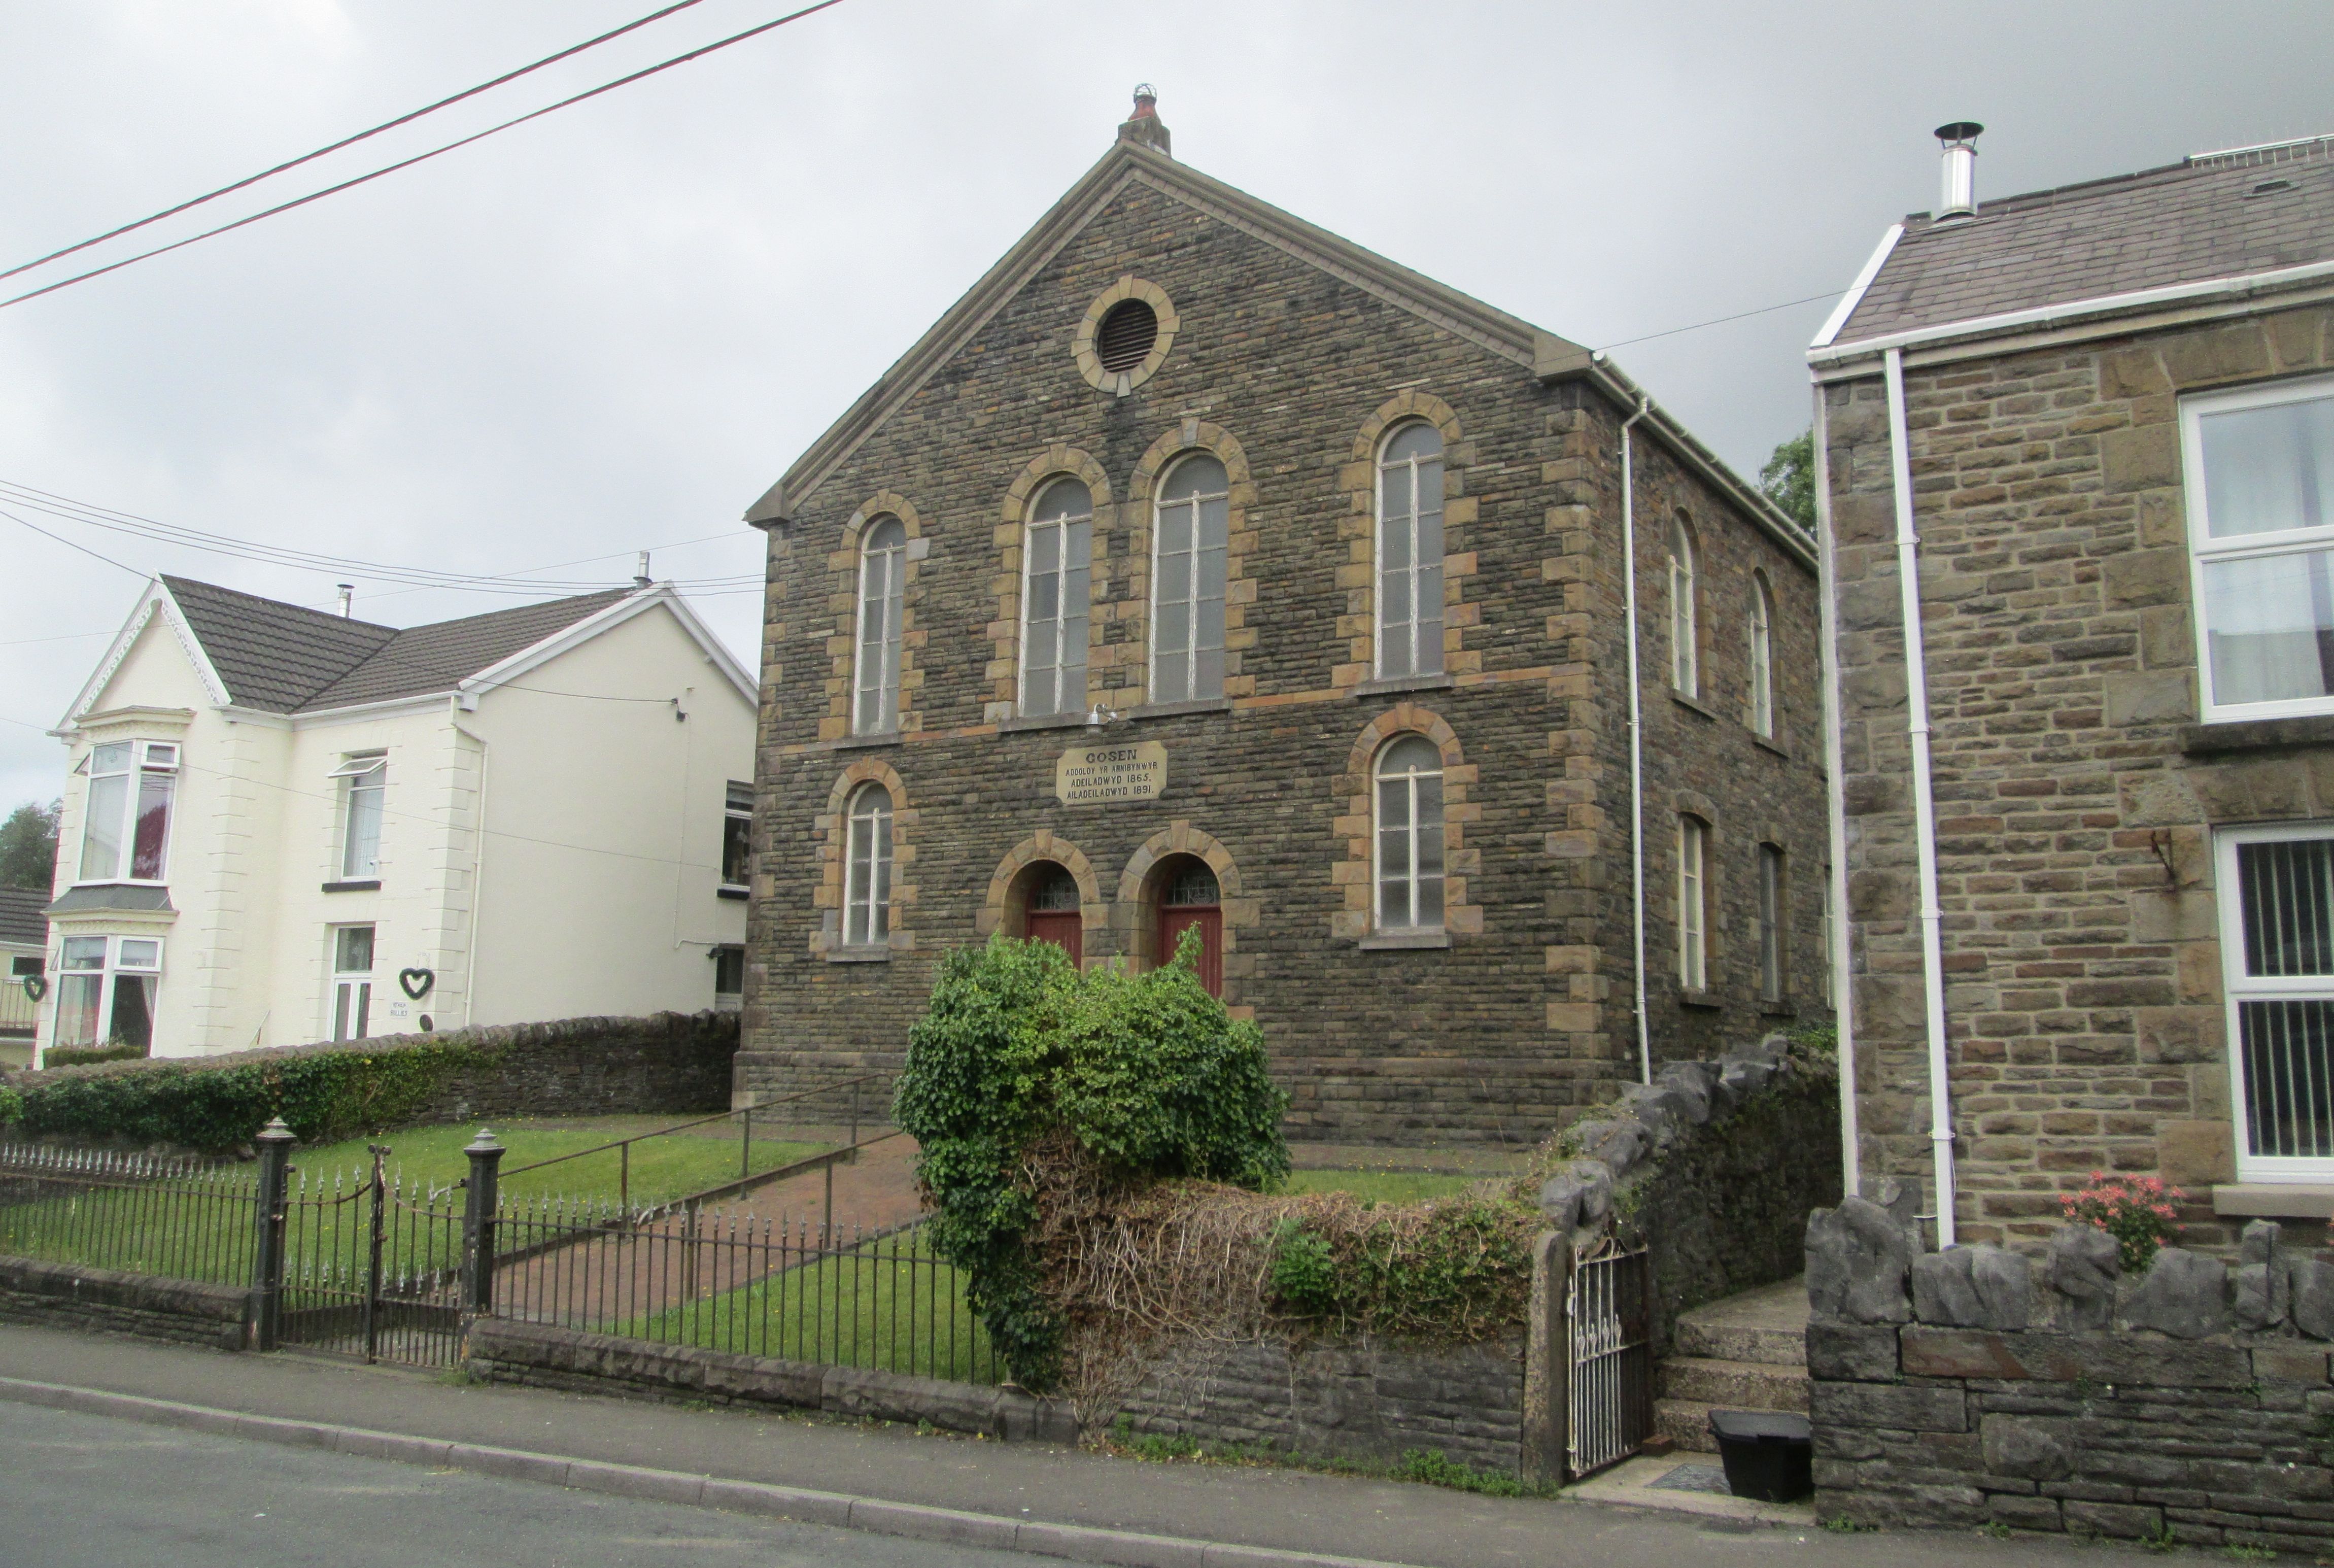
1054 740 1168 806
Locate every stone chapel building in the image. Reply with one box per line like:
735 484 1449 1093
735 93 1826 1144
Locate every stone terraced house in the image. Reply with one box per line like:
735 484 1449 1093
736 93 1827 1145
1813 126 2334 1245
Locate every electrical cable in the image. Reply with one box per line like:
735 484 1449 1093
0 0 719 285
0 0 853 312
1593 290 1840 353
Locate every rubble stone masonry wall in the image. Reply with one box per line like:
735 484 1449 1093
1822 301 2334 1241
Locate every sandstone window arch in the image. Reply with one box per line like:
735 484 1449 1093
1151 451 1230 704
1374 733 1445 931
1020 478 1093 719
820 494 925 742
1748 569 1776 738
1330 704 1479 944
978 834 1106 965
1668 513 1701 699
1339 393 1473 691
1116 824 1253 1005
1375 422 1446 680
1124 422 1255 708
812 760 914 958
991 449 1113 724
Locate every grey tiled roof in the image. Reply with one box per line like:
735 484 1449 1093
0 887 47 947
43 885 173 917
1834 135 2334 346
159 576 631 714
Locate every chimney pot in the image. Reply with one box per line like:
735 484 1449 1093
1117 84 1171 157
1934 121 1983 219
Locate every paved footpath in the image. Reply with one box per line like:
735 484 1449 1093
0 1323 2147 1568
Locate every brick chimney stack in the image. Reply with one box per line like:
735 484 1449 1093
1117 84 1171 157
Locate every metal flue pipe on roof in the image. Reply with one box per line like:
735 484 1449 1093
1936 122 1984 219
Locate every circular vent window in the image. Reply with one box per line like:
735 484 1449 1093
1095 300 1159 373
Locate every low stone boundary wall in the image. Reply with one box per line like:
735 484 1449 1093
1110 1332 1526 1472
0 1254 249 1352
1807 1198 2334 1546
467 1317 1076 1443
732 1050 893 1115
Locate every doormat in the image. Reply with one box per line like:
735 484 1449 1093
1649 1463 1731 1494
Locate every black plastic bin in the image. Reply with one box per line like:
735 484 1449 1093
1707 1410 1813 1502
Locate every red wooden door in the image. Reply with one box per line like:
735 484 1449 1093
1160 906 1223 997
1026 911 1082 965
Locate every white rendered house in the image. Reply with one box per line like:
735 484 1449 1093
31 575 759 1061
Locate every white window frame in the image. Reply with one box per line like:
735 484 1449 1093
1668 517 1699 698
1374 424 1446 681
843 784 893 948
1020 479 1094 718
331 753 386 881
2187 373 2334 723
1748 571 1776 738
1678 816 1708 990
1371 735 1446 932
1756 842 1785 1004
74 739 179 885
50 933 163 1051
853 518 907 735
711 944 744 1012
1149 454 1230 704
721 780 753 893
2216 822 2334 1181
330 924 375 1042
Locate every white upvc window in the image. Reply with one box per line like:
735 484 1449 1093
1152 455 1229 704
1372 734 1445 931
331 754 385 880
1668 517 1699 698
330 924 375 1042
843 784 893 947
52 934 161 1052
721 779 753 891
1375 424 1445 680
853 516 907 735
1021 478 1093 717
75 739 178 884
712 944 744 1012
1678 815 1708 990
2187 374 2334 721
2217 824 2334 1180
1756 842 1785 1004
1748 571 1776 738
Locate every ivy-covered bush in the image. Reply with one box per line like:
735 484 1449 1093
894 931 1288 1390
1263 1201 1536 1338
13 1041 491 1151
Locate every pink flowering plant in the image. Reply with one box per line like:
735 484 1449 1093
2060 1172 2184 1273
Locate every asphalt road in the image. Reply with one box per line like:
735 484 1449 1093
0 1400 1045 1568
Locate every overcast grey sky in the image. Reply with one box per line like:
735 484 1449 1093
4 0 2330 815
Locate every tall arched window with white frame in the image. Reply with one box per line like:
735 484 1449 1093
853 517 907 735
843 783 893 947
1748 570 1775 737
1021 479 1093 718
1677 814 1708 990
1668 516 1699 697
1151 454 1228 704
1376 424 1445 679
1374 734 1445 931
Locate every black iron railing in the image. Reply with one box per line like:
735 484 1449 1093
0 1142 259 1286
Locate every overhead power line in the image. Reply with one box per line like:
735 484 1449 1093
0 0 852 312
0 0 718 285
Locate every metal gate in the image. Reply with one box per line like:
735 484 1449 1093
276 1145 467 1367
1564 1235 1654 1480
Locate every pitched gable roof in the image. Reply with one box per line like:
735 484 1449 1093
1825 134 2334 353
155 576 629 714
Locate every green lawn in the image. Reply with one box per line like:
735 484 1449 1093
618 1225 999 1384
1275 1170 1479 1204
292 1117 829 1208
0 1172 260 1286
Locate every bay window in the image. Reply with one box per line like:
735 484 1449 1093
77 740 177 883
53 934 161 1052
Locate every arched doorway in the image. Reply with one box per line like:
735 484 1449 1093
1156 857 1222 997
1019 862 1083 965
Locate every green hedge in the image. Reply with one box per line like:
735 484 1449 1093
4 1041 495 1151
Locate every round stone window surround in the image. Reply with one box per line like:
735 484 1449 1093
1074 276 1179 396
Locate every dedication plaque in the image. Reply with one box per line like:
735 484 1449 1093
1055 740 1168 806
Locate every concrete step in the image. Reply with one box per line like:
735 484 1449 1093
1653 1397 1723 1453
1669 1276 1809 1368
1656 1355 1809 1413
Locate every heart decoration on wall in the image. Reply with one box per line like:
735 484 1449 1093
21 975 46 1003
397 967 435 1001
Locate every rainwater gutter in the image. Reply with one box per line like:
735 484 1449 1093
1883 346 1957 1246
1812 393 1860 1198
1620 394 1654 1086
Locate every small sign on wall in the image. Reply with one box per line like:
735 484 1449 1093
1055 740 1168 806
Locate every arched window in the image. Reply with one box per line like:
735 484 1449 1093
853 517 907 734
1374 734 1445 931
1667 515 1698 697
1152 454 1229 704
1756 842 1786 1004
843 783 893 946
1748 571 1775 738
1677 815 1708 990
1021 480 1092 718
1020 862 1082 964
1376 424 1446 679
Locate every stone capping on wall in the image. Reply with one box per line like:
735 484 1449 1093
468 1317 1076 1444
1805 1199 2334 1541
0 1253 251 1353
